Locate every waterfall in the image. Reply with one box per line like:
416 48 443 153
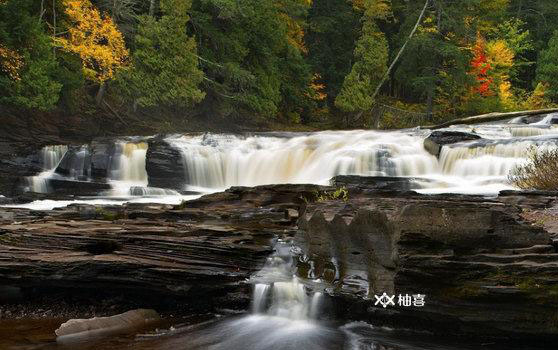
189 240 339 350
439 140 557 177
510 127 558 137
109 142 148 183
249 240 323 321
39 145 68 170
167 131 438 190
166 130 558 195
15 118 558 207
25 145 68 193
108 142 180 196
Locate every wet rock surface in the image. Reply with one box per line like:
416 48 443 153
424 130 482 157
146 138 187 190
296 183 558 339
1 177 558 341
0 184 323 315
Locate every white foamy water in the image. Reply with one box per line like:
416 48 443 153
249 241 323 321
166 131 438 191
166 128 558 196
24 145 68 193
6 114 558 210
185 240 337 350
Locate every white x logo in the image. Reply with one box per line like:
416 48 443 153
374 292 396 308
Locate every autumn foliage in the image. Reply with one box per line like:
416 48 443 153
0 45 23 81
57 0 129 84
470 36 493 96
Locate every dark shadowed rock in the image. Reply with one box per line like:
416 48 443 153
0 143 43 196
90 141 115 180
424 131 481 157
146 138 187 190
55 145 91 179
296 191 558 339
47 179 111 196
331 175 421 193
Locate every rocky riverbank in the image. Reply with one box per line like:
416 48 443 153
1 178 558 341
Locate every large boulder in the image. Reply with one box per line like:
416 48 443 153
146 137 187 190
424 130 481 157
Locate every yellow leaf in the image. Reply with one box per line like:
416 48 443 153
57 0 129 84
0 44 23 81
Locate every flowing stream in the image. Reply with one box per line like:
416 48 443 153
5 113 558 210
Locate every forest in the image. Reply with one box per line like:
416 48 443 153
1 0 558 130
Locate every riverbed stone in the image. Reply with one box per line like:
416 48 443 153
424 130 482 157
146 137 187 190
296 186 558 338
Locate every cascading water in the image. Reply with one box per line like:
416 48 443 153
24 145 68 193
10 113 558 209
188 240 341 350
249 241 323 321
107 142 180 197
109 142 149 183
39 145 68 170
166 131 438 191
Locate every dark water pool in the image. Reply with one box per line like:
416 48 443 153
0 316 553 350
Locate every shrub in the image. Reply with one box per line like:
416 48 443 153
316 187 349 202
509 147 558 190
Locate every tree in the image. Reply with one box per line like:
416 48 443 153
117 0 205 109
0 0 62 110
335 0 389 116
96 0 142 40
0 44 23 81
536 30 558 102
306 0 360 111
190 0 314 121
57 0 129 104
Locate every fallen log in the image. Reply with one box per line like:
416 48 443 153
422 108 558 130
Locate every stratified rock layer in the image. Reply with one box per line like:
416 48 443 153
296 186 558 338
1 178 557 340
0 185 321 301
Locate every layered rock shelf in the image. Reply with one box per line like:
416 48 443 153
296 184 558 338
0 185 320 303
1 177 558 340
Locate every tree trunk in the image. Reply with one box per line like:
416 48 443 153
52 0 56 57
96 83 106 106
149 0 157 16
423 108 558 130
426 88 434 122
